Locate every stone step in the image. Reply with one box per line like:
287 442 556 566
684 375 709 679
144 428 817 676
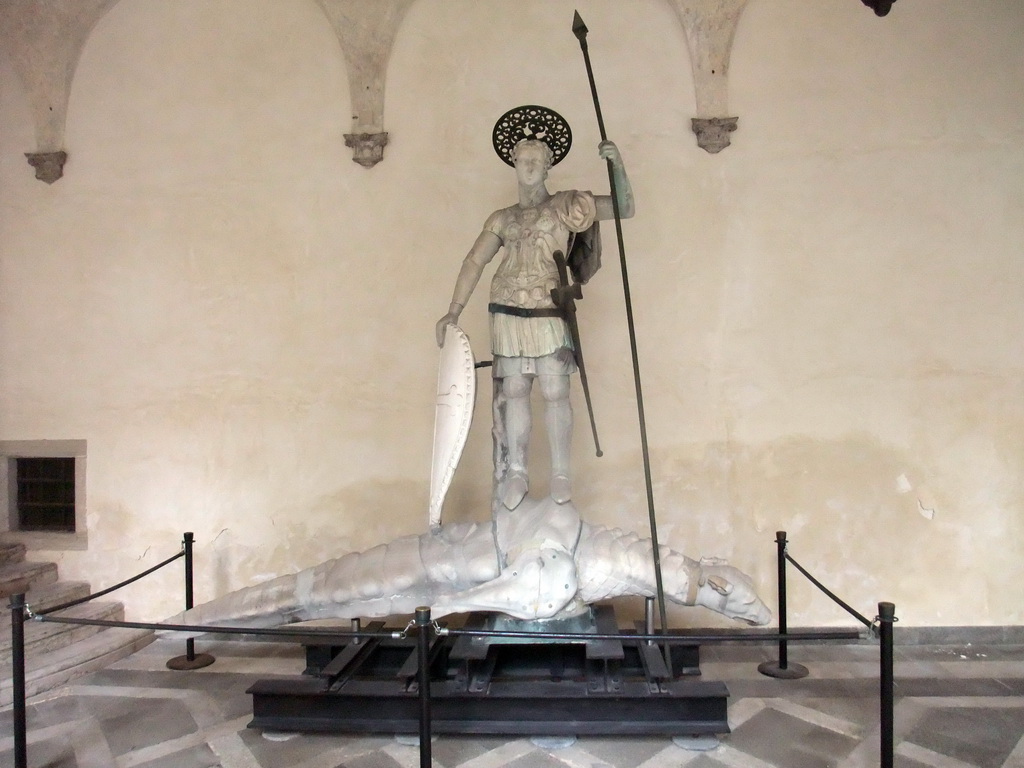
0 600 125 664
0 541 26 567
0 560 58 599
22 579 92 614
0 625 154 707
0 552 158 708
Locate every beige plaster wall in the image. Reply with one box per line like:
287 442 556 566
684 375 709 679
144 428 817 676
1 0 1021 628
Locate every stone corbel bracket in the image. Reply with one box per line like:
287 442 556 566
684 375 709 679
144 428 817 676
667 0 749 153
316 0 415 168
0 0 121 183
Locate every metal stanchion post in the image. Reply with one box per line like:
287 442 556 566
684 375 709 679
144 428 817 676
11 593 28 768
758 531 808 679
415 606 433 768
878 601 896 768
185 530 197 662
167 532 215 670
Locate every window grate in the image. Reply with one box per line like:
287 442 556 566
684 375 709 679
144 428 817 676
16 457 76 532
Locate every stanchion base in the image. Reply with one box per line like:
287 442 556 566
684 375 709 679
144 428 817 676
262 731 299 742
673 735 720 751
166 653 216 670
531 736 576 749
757 660 809 679
394 734 438 747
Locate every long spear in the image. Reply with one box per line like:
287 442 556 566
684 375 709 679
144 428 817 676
572 10 671 662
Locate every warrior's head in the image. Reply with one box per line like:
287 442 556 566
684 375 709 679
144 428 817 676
511 139 554 170
511 140 553 188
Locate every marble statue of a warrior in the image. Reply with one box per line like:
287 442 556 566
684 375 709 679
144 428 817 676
436 107 634 511
170 108 771 636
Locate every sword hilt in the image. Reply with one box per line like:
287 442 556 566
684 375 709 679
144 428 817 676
551 281 582 308
550 250 582 309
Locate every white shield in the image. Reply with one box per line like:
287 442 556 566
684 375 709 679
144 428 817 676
429 324 476 529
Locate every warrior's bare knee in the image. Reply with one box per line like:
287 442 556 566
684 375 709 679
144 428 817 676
501 375 533 400
537 374 569 403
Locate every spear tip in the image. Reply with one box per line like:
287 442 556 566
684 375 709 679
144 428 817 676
572 10 589 40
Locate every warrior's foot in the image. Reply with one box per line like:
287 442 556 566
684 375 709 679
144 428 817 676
551 474 571 504
502 472 529 509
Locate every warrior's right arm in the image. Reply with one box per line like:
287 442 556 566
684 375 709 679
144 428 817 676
435 230 502 346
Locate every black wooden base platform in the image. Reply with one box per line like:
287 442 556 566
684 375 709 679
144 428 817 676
247 607 730 737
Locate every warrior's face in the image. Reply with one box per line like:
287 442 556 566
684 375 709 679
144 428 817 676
512 141 551 187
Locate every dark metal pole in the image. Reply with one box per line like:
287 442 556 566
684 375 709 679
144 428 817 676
777 531 789 669
572 9 671 668
166 532 215 670
11 593 28 768
878 601 896 768
184 531 196 662
415 606 433 768
551 250 602 457
758 531 808 679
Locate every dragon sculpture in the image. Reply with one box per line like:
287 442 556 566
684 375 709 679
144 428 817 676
174 497 770 629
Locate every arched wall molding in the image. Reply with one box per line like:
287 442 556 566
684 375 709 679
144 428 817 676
315 0 415 169
0 0 414 182
0 0 776 182
0 0 120 182
667 0 749 153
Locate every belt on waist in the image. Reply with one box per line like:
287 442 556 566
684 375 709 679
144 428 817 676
488 303 564 319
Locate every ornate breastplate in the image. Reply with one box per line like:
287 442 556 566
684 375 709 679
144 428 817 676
491 202 568 309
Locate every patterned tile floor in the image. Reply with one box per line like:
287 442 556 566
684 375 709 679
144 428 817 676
2 632 1023 768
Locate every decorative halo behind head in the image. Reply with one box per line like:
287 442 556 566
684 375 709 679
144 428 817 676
492 105 572 168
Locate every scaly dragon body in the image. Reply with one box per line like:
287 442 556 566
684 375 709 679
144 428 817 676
173 498 770 629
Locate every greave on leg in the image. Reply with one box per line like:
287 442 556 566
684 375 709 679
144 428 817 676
541 376 572 503
501 375 532 508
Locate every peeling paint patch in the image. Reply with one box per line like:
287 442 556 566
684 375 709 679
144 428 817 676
918 500 935 520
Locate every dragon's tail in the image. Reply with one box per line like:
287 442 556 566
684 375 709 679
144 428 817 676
163 525 495 632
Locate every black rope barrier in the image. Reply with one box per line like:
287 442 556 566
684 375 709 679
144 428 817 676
442 627 862 643
6 590 896 768
756 530 897 767
10 528 897 768
28 613 411 640
760 531 876 680
8 593 407 768
29 610 863 645
34 548 184 617
785 552 874 629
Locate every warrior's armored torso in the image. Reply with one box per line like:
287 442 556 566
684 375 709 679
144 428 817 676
484 189 596 358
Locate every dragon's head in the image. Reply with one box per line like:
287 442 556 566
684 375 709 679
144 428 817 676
693 563 772 626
